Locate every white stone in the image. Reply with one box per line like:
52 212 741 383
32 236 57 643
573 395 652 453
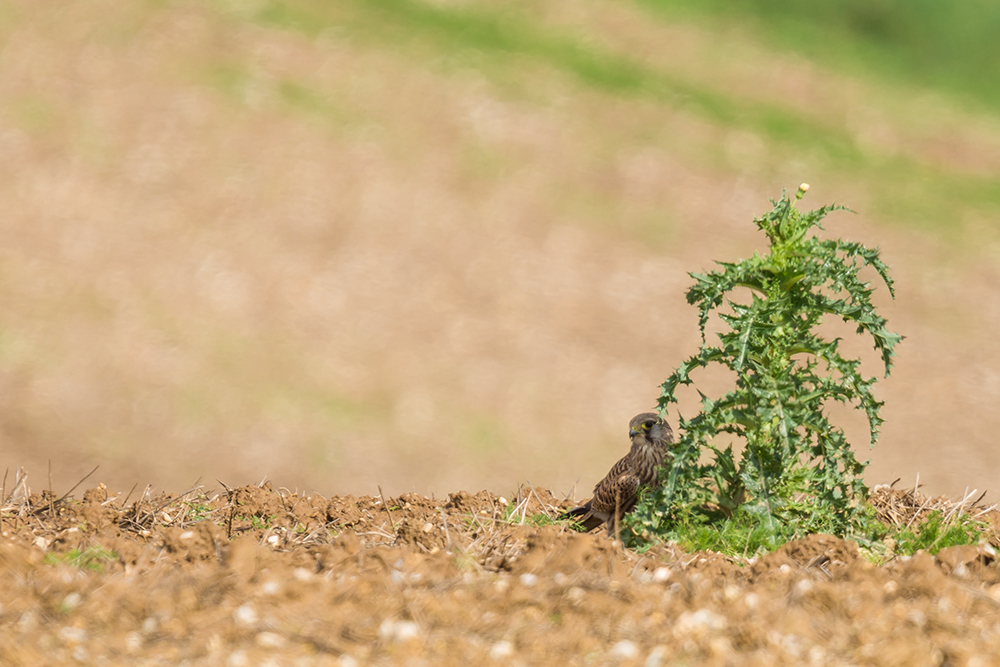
234 604 258 626
256 631 286 648
59 626 87 643
674 608 726 639
609 640 639 659
645 646 667 667
378 619 421 642
490 640 514 659
17 612 37 632
125 631 142 652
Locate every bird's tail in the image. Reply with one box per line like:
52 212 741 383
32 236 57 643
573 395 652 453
560 503 590 520
560 502 604 531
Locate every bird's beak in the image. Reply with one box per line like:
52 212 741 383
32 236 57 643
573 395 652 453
629 427 639 438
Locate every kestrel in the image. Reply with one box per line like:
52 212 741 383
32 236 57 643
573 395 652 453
563 412 674 539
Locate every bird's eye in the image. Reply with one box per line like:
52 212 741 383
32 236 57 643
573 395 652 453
643 420 655 430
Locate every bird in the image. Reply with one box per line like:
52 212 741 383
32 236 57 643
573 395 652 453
562 412 674 539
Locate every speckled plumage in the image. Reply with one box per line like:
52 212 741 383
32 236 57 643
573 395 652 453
563 412 674 539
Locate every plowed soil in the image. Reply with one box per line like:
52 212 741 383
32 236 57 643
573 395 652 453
3 480 1000 666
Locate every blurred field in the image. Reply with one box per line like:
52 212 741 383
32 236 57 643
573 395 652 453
1 0 999 500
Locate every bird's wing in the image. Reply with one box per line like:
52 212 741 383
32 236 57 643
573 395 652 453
591 454 631 496
590 455 640 516
613 473 641 516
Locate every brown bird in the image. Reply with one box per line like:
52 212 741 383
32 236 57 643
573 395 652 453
562 412 674 539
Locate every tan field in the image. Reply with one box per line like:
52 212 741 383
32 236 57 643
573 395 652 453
2 0 1000 503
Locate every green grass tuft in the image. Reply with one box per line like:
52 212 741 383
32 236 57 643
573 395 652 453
43 545 118 572
892 511 988 557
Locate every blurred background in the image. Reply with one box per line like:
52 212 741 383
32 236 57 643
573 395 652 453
1 0 998 500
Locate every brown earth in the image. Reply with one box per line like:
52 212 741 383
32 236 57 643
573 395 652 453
3 479 1000 666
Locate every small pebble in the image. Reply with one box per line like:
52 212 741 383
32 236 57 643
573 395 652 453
124 632 142 652
17 612 37 632
234 604 258 627
378 619 421 642
610 640 639 659
256 631 286 648
59 626 87 643
490 640 514 659
674 608 727 638
645 646 667 667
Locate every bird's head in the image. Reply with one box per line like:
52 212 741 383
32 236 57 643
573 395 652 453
628 412 673 447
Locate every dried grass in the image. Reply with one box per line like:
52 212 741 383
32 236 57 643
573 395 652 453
870 477 997 534
0 467 581 569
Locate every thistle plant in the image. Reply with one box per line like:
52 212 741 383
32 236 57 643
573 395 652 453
629 184 901 544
